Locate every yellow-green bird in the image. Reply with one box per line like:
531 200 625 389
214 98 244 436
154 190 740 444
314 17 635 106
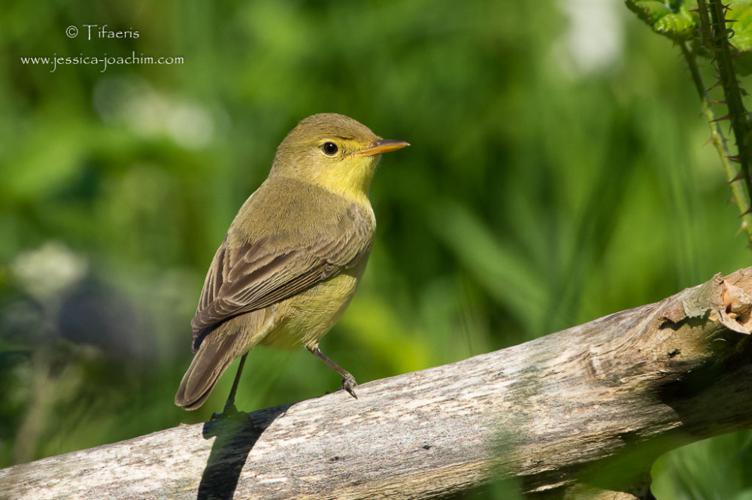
175 113 409 411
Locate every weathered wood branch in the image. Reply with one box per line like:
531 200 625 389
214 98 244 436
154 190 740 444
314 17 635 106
4 268 752 499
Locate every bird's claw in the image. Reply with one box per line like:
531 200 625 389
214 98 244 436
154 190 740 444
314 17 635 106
342 374 358 399
211 402 239 421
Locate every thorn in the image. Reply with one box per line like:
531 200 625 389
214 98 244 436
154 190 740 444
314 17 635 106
712 114 732 122
709 99 727 105
728 155 742 163
729 171 744 182
706 80 722 92
740 206 752 217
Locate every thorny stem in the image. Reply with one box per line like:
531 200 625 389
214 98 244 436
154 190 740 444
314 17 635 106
695 0 714 49
707 0 752 175
708 0 752 218
680 42 752 243
682 0 752 245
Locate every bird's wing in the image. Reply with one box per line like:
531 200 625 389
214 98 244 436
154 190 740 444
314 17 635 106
191 201 373 350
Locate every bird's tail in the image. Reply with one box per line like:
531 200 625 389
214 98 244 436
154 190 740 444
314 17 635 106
175 308 276 410
174 326 245 410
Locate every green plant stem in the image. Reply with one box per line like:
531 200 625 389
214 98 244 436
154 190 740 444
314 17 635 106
696 0 714 49
707 0 752 196
680 42 752 243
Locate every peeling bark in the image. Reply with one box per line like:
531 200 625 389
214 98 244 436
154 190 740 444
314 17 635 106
3 269 752 499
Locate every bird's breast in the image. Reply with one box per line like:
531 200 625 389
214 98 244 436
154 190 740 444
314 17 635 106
260 270 363 349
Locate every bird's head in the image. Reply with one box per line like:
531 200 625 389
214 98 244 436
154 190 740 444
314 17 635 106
270 113 409 202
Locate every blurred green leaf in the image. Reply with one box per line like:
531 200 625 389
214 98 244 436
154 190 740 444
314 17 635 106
729 0 752 52
432 203 547 335
729 0 752 73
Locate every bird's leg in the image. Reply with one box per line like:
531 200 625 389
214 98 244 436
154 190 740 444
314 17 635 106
306 345 358 399
220 353 248 416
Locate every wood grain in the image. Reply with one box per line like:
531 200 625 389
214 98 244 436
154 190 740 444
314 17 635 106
3 268 752 499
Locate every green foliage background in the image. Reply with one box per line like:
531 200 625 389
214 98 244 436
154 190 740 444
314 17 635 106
1 0 751 497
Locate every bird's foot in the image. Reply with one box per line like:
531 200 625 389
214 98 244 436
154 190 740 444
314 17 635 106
211 401 240 421
341 374 359 399
204 402 246 438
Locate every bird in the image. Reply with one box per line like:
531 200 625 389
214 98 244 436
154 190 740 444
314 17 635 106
174 113 409 412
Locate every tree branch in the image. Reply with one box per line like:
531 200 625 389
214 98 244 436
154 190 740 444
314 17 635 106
4 269 752 499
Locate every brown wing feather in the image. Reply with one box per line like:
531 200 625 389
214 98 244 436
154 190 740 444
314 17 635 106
191 184 374 350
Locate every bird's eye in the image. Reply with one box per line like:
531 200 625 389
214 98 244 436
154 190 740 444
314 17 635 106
321 142 339 156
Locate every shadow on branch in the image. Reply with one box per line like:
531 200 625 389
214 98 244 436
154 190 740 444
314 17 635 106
197 404 290 500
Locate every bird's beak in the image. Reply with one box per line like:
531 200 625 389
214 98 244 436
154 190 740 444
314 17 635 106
355 139 410 157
